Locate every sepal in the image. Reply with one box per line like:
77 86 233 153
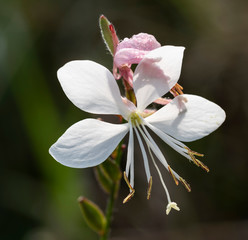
94 164 113 194
94 158 122 197
101 158 122 182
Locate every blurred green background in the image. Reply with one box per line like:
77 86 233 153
1 0 248 239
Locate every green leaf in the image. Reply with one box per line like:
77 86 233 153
78 196 106 236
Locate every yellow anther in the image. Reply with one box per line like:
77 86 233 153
189 150 204 157
179 177 191 192
168 165 179 185
194 159 210 172
147 176 153 200
170 83 184 96
184 147 204 167
123 171 135 204
184 147 209 172
123 190 135 204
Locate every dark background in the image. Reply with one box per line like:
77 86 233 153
1 0 248 239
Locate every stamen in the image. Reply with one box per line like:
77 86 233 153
168 165 179 185
139 123 195 194
147 176 153 200
140 123 183 183
188 149 204 157
148 145 171 203
143 120 192 161
184 147 209 172
194 159 210 172
133 124 151 182
130 147 135 188
170 83 184 96
139 117 193 194
123 171 135 204
179 177 191 192
144 119 209 174
125 121 134 177
136 123 172 203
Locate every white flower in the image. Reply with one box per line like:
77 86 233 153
49 46 226 214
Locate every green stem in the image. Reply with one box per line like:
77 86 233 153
100 183 117 240
100 144 123 240
99 79 128 239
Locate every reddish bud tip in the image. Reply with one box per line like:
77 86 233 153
78 196 85 203
109 24 114 33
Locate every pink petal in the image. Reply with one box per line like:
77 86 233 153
117 33 161 51
114 33 161 67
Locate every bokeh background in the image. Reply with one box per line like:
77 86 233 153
1 0 248 239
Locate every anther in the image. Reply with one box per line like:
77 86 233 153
168 165 179 185
170 83 184 96
179 177 191 192
194 159 210 172
184 147 204 167
123 171 135 204
147 176 153 200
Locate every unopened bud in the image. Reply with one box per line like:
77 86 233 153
94 165 113 194
99 15 119 55
101 158 122 182
78 196 106 236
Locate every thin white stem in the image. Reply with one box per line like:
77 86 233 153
140 123 181 180
126 121 134 178
136 123 171 203
130 149 134 189
144 120 192 161
133 123 151 183
147 144 171 203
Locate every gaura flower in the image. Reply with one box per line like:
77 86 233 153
49 46 226 214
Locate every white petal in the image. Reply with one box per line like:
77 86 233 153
146 94 226 142
49 119 129 168
57 60 129 118
133 46 185 111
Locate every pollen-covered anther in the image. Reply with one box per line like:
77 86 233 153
168 165 179 185
170 83 184 96
147 176 153 200
179 177 191 192
194 159 210 172
123 171 135 204
185 147 204 167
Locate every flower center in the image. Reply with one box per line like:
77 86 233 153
128 112 142 126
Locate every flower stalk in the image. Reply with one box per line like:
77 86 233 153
100 142 123 240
